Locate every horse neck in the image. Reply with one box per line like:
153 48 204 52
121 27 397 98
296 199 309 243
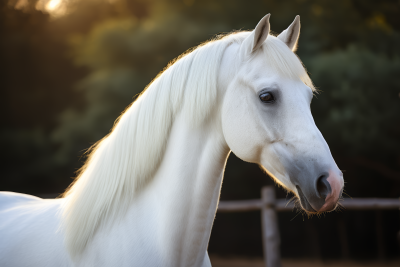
130 111 230 266
141 46 237 266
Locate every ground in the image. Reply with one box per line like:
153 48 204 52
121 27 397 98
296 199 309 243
210 255 400 267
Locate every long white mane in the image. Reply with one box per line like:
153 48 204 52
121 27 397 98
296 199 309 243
61 31 314 258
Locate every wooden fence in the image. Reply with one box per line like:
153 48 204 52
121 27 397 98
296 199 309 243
217 186 400 267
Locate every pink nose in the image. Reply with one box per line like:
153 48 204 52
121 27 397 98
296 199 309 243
318 170 343 212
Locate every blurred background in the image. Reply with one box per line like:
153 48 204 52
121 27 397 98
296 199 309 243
1 0 400 265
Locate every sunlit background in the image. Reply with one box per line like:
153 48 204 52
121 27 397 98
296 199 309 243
1 0 400 265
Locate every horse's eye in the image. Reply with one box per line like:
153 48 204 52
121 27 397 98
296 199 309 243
259 92 275 103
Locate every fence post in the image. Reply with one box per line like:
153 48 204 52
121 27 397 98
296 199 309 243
261 186 281 267
398 197 400 254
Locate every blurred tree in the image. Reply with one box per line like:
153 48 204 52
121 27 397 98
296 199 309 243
310 46 400 156
0 0 83 193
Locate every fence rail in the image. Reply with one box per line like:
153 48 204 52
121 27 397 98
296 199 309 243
217 186 400 267
218 197 400 212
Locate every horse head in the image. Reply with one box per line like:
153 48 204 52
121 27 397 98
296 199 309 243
219 15 344 213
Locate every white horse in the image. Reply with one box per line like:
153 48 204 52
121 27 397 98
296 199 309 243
0 14 344 267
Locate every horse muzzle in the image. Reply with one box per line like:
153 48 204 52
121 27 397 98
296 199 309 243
295 170 344 213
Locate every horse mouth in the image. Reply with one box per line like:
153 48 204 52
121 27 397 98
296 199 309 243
296 185 316 213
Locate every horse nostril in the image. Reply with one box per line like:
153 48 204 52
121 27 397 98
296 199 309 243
316 174 331 199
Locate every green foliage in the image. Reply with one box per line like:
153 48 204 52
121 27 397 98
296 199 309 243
0 128 59 192
310 46 400 157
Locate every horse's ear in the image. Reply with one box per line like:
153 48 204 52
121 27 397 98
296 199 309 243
239 14 270 61
277 15 300 52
